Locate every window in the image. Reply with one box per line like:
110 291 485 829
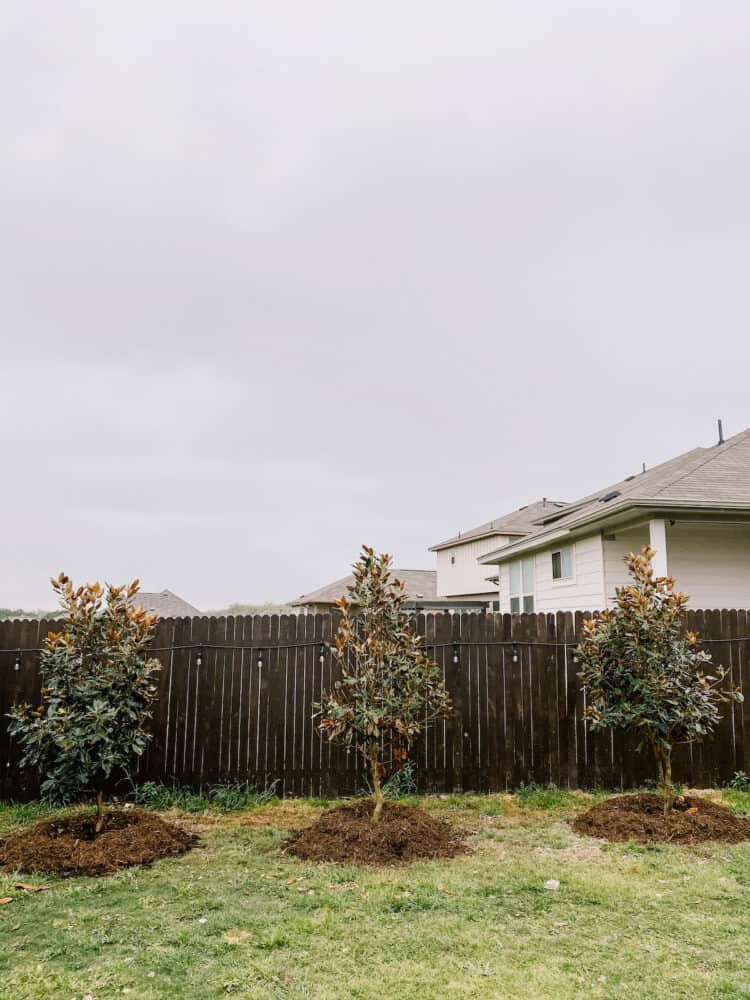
509 557 534 613
551 547 573 580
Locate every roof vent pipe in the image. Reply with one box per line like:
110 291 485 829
717 419 725 445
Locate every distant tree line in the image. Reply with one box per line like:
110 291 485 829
206 602 296 616
0 608 59 621
1 603 297 621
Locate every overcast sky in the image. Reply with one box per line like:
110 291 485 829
2 2 750 609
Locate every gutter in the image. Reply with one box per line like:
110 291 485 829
429 529 525 552
478 499 750 565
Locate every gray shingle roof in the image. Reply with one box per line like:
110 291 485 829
291 569 437 607
480 427 750 563
130 590 202 618
429 499 568 551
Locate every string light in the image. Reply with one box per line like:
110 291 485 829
512 643 519 663
319 644 326 666
452 642 460 664
195 646 204 669
13 650 21 673
257 650 264 670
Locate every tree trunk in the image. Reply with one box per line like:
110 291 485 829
94 789 106 835
652 744 674 817
662 751 674 817
369 739 384 823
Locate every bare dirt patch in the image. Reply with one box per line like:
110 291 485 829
285 800 469 866
222 929 253 944
534 842 603 861
186 801 315 834
572 794 750 845
0 809 198 877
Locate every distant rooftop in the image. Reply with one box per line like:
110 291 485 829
430 499 567 551
291 569 437 607
481 426 750 564
130 590 202 618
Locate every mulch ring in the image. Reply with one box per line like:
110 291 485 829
285 800 470 865
0 809 199 877
572 793 750 845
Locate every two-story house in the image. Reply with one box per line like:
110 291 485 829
429 500 567 606
430 426 750 614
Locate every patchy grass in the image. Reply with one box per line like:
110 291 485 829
1 792 749 999
430 793 504 816
131 780 281 813
515 782 595 810
723 788 750 817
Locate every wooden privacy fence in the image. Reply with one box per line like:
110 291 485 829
1 610 750 799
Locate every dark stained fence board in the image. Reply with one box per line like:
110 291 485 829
498 614 513 789
225 615 244 779
740 609 750 776
430 611 454 793
728 610 744 776
265 615 282 780
145 618 176 781
561 614 579 790
1 619 42 799
483 614 499 789
685 610 707 787
254 614 272 786
300 614 316 797
0 620 21 799
509 613 530 787
189 617 214 785
704 610 730 784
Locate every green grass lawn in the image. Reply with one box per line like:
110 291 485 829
1 790 750 999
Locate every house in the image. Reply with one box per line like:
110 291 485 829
130 590 202 618
429 500 568 605
479 426 750 613
291 569 487 614
292 569 437 613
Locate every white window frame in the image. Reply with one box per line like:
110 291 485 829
509 557 535 613
551 546 574 583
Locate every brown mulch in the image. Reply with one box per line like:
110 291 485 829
285 800 470 866
0 809 198 877
572 793 750 845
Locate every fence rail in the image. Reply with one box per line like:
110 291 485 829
1 610 749 799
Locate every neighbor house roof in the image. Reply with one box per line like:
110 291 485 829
429 499 568 551
291 569 437 607
130 590 202 618
480 427 750 565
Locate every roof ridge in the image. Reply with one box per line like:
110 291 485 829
429 498 567 550
533 444 709 525
649 430 750 499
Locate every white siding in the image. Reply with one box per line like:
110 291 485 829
498 534 607 613
603 526 649 603
436 535 508 598
599 521 750 609
666 522 750 609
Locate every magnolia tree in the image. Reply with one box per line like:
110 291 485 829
577 546 742 814
8 574 160 833
318 547 452 821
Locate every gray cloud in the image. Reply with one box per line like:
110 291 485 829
2 1 750 608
